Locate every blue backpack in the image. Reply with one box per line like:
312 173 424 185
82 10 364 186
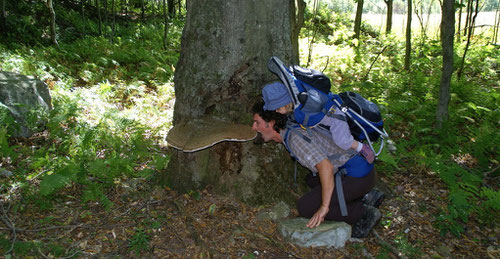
267 56 388 155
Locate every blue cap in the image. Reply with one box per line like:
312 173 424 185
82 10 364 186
262 82 292 111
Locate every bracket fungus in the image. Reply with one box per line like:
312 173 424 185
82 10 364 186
166 117 257 152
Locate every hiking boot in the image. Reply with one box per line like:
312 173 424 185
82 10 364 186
362 189 386 208
360 144 375 163
351 205 381 238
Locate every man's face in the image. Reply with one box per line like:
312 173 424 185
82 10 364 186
252 113 277 142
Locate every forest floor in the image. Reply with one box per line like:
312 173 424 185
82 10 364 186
1 149 498 258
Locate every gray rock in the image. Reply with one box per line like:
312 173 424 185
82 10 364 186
279 217 351 248
436 244 453 258
0 168 13 177
0 71 52 137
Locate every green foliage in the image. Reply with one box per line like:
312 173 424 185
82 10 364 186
128 228 150 255
393 232 423 258
301 9 499 238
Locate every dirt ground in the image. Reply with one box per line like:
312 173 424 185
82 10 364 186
1 165 498 259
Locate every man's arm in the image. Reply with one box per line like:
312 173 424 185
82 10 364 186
306 158 335 228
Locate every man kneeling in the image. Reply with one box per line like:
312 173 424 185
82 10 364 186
251 99 382 238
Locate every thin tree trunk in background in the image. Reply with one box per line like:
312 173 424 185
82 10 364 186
354 0 363 39
141 0 144 19
1 0 6 33
46 0 59 47
167 0 174 17
494 5 500 44
414 0 426 40
290 0 306 65
457 0 463 41
162 0 168 49
306 0 319 67
437 0 455 129
464 0 472 36
177 0 181 16
384 0 393 33
97 0 102 35
103 0 107 27
111 0 116 43
458 0 479 78
404 0 412 71
152 0 155 16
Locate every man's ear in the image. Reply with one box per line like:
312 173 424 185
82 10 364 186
268 120 276 130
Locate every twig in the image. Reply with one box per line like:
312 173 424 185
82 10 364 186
1 201 16 255
483 165 499 178
37 246 51 259
363 46 388 81
0 223 85 233
321 56 330 72
372 229 408 259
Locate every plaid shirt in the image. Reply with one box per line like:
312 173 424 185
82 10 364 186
281 125 356 174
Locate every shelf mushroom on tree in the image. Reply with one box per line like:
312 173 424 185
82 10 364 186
166 116 257 153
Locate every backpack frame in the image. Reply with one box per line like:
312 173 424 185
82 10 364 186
267 56 389 156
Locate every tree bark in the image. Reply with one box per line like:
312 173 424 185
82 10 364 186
436 0 455 128
163 0 168 49
140 0 145 19
166 0 298 204
290 0 306 65
354 0 364 39
97 0 102 36
494 5 500 44
457 0 463 41
458 0 479 78
384 0 393 34
46 0 59 47
404 0 412 71
1 0 6 33
464 0 472 37
111 0 116 43
167 0 175 17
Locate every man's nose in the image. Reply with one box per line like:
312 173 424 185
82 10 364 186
251 122 257 131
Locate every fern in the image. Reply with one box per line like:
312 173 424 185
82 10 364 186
39 163 78 196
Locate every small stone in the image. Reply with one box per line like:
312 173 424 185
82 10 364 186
270 201 290 219
436 244 453 258
256 201 290 221
279 217 351 248
0 168 13 177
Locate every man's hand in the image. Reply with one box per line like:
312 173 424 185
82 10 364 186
306 205 329 228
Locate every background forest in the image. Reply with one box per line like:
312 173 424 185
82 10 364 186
0 0 499 258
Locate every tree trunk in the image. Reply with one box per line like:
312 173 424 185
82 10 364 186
111 0 116 43
163 0 168 49
46 0 59 47
464 0 472 37
494 5 500 44
384 0 393 34
458 0 479 78
167 0 175 17
436 0 455 129
97 0 102 36
457 0 463 41
290 0 306 65
140 0 145 19
103 0 107 28
404 0 412 71
166 0 298 204
354 0 363 39
1 0 6 33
